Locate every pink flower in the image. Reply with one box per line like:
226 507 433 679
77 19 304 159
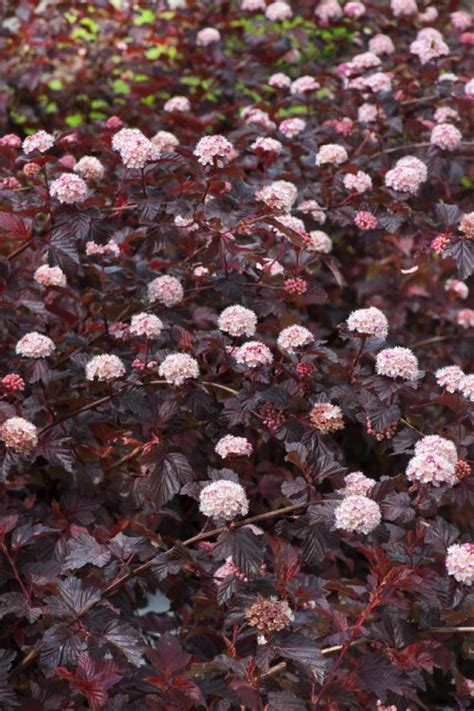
159 353 199 385
465 79 474 98
459 212 474 239
147 276 184 307
410 28 449 64
362 72 392 93
284 277 308 295
459 374 474 402
357 104 379 123
199 480 249 520
106 116 123 129
418 6 438 23
434 107 459 123
305 230 332 253
347 307 388 339
196 27 221 46
271 214 307 239
251 137 283 156
1 374 25 392
268 72 291 89
151 130 179 151
109 322 130 341
256 258 285 276
279 118 306 138
343 170 372 194
368 34 395 55
129 313 163 339
297 200 326 224
74 156 104 181
342 52 381 77
315 0 343 23
344 2 365 18
354 211 378 230
218 305 258 338
446 543 474 585
234 341 273 368
50 173 88 204
315 144 348 166
435 366 465 393
290 76 320 95
265 2 292 21
22 130 55 154
335 495 381 534
0 417 38 453
34 265 67 288
384 156 428 195
430 123 462 151
194 135 234 166
0 133 21 148
450 11 471 31
277 325 314 352
111 128 159 169
16 332 55 359
242 107 276 130
215 435 253 458
241 0 266 10
375 347 419 380
86 354 126 382
256 180 297 212
342 471 375 496
163 96 191 112
414 435 458 466
456 309 474 329
445 279 469 299
391 0 417 17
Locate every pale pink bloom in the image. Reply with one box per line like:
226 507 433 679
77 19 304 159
335 495 381 534
459 374 474 402
0 417 38 453
199 480 249 521
342 471 375 496
459 212 474 239
34 265 67 288
0 133 21 148
242 0 266 10
368 34 395 56
130 313 163 339
435 366 465 393
290 76 320 95
74 156 104 181
147 276 184 307
242 107 276 130
109 322 130 341
268 72 291 89
362 72 392 93
251 137 283 155
384 156 428 195
158 353 200 385
86 354 125 382
164 96 190 112
430 123 462 151
50 173 88 204
234 341 273 368
343 170 372 194
192 265 209 278
214 556 247 582
434 107 459 123
445 279 469 299
168 0 186 7
265 2 292 21
315 0 343 23
354 211 378 230
305 230 332 253
23 130 55 154
256 180 297 212
450 11 471 31
342 52 381 77
391 0 417 17
297 200 326 224
1 177 21 189
16 332 55 359
344 2 365 18
357 103 379 123
347 307 388 339
418 6 438 23
465 79 474 98
414 435 458 466
151 130 179 151
279 117 306 138
410 28 449 64
282 48 301 64
111 128 159 169
215 435 253 458
174 214 198 230
194 135 234 166
375 347 419 380
277 325 313 352
85 239 120 258
255 258 285 276
218 305 257 338
196 27 221 46
446 543 474 585
457 309 474 329
315 144 348 166
271 214 307 239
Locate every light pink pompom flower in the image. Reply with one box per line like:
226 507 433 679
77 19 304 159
164 96 191 112
23 130 55 154
250 137 283 156
335 495 381 534
414 435 457 466
16 332 55 359
459 374 474 402
347 307 388 339
147 276 184 307
342 471 375 496
315 144 348 166
465 79 474 98
158 353 200 385
450 11 471 31
344 2 365 18
199 480 249 521
218 305 258 338
279 118 306 138
0 417 38 453
384 156 428 195
315 0 343 23
256 181 297 212
151 130 179 152
435 366 465 393
391 0 417 17
406 452 457 487
368 34 395 55
196 27 221 46
34 265 67 288
1 133 21 148
410 28 449 64
343 171 372 194
74 156 105 181
234 341 273 368
430 123 462 151
129 313 164 339
446 543 474 585
297 200 326 224
277 325 314 352
305 230 332 253
86 239 120 258
242 0 266 10
111 128 159 169
459 212 474 239
456 309 474 329
268 73 291 89
375 347 419 380
194 135 234 166
86 354 126 382
265 2 292 21
354 211 378 230
445 279 469 299
50 173 88 204
215 435 253 458
290 76 320 95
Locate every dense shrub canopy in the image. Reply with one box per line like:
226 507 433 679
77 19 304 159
0 0 473 708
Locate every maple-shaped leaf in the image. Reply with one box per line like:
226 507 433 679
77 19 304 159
0 649 19 707
147 633 191 680
214 528 264 577
148 451 193 507
36 431 75 473
357 651 406 697
445 237 474 279
56 653 121 710
46 577 100 618
270 632 326 681
64 525 111 570
425 517 459 551
41 623 86 670
101 619 144 667
0 212 32 240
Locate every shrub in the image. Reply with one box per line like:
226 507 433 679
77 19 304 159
0 0 473 708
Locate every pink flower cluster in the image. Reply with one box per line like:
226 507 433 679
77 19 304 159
343 170 372 194
446 543 474 585
85 239 120 258
375 347 419 380
111 128 159 169
34 265 67 288
151 130 179 152
158 353 200 385
194 135 234 166
277 325 314 352
347 307 388 339
74 155 105 181
129 313 163 339
315 144 348 166
279 117 306 137
256 180 297 212
0 417 38 454
405 435 458 487
251 137 283 156
234 341 273 368
50 173 88 204
164 95 191 112
215 435 253 458
430 123 462 151
218 305 257 338
86 354 126 382
16 332 55 359
290 76 320 95
22 130 55 154
199 480 249 521
196 27 221 46
410 28 449 64
384 156 428 195
265 2 292 21
342 471 375 496
335 495 381 534
147 276 184 307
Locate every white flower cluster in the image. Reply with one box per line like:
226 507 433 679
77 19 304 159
199 480 249 520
